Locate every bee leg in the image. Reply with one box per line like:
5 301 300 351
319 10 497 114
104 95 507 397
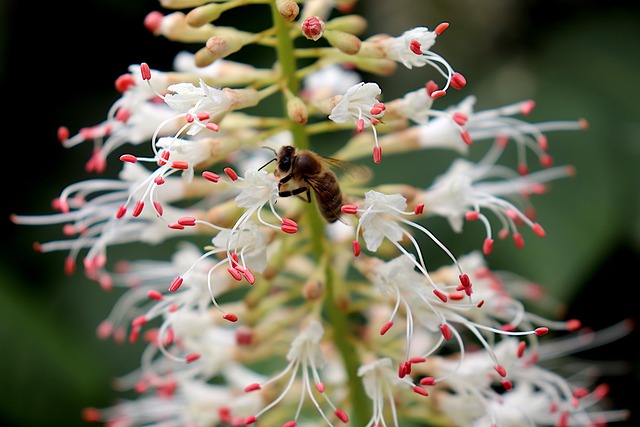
279 187 311 203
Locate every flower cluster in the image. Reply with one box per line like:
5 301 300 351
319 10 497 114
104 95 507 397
12 1 629 426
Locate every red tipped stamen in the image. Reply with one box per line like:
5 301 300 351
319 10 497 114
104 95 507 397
450 72 466 90
245 383 261 392
373 145 382 163
334 409 349 423
341 204 358 214
140 62 151 81
115 73 136 93
171 160 189 170
460 130 472 145
178 216 197 226
352 240 361 257
532 223 546 237
483 238 494 255
380 321 393 335
535 327 549 336
517 341 526 358
116 205 127 219
202 171 220 182
186 353 200 363
227 267 242 281
433 289 448 303
169 276 184 292
495 365 507 377
120 154 138 163
224 167 238 181
414 203 424 215
513 233 525 249
132 201 144 217
440 324 452 340
413 385 429 396
281 218 298 234
223 313 239 322
147 290 163 301
57 126 70 143
435 22 449 35
431 89 446 99
409 39 422 55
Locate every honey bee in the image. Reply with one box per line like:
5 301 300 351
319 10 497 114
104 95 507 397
266 145 369 223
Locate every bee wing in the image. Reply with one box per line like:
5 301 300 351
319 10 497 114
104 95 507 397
305 175 346 223
320 156 372 183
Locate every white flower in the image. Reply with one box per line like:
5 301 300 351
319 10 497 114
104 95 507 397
329 82 386 162
302 64 362 101
243 320 350 426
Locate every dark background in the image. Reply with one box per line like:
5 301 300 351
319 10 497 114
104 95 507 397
1 1 639 426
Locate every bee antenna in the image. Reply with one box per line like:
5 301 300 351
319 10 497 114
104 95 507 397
260 145 277 156
258 146 278 171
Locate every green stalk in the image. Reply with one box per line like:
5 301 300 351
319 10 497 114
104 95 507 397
269 2 368 425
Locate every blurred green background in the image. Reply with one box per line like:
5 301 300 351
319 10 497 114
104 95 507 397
1 0 638 426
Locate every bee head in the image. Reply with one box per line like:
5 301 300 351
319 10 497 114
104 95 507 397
277 146 296 172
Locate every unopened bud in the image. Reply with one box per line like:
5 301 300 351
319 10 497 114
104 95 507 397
287 96 309 124
325 14 367 35
276 0 299 21
323 29 361 55
301 16 325 41
161 11 216 43
186 3 225 27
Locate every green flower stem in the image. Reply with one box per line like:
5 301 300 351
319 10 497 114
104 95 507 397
269 2 368 424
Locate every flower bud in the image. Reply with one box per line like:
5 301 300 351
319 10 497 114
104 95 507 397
160 12 216 42
287 96 309 124
186 3 225 27
301 16 325 41
276 0 299 21
323 29 361 55
325 14 367 35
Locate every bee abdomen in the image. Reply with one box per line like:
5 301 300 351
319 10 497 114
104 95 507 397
316 172 343 223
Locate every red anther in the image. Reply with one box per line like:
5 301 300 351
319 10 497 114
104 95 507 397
206 122 219 132
517 341 526 358
132 200 144 217
154 176 165 185
227 267 243 281
171 160 189 170
452 112 467 126
245 383 261 392
594 383 610 399
281 218 298 234
185 113 194 123
398 362 407 378
144 11 164 33
244 415 258 425
132 315 147 327
218 407 232 423
224 167 239 181
140 62 152 80
413 385 429 397
449 290 465 300
283 421 297 427
532 223 546 237
501 380 513 390
147 290 163 301
96 320 113 339
494 365 507 377
566 319 581 331
186 353 201 363
535 327 549 336
370 106 384 115
435 22 449 35
414 203 424 215
460 130 472 145
373 145 382 163
450 72 467 90
409 39 422 55
573 387 589 399
235 326 253 346
433 289 448 303
334 409 349 423
169 276 184 292
540 154 553 167
352 240 361 257
420 376 436 386
513 233 525 249
119 154 138 163
518 164 529 176
501 323 515 332
153 201 164 217
57 126 70 142
241 267 255 285
465 211 479 221
115 73 136 93
430 89 446 99
520 99 536 115
196 111 210 121
483 238 494 255
158 149 170 166
425 80 439 96
223 313 239 323
356 118 365 133
82 407 102 423
410 357 426 364
301 16 325 41
341 204 358 214
178 216 197 226
459 273 471 288
64 256 76 276
316 382 325 393
380 321 393 335
537 134 549 151
440 324 452 340
115 108 130 123
230 252 239 267
202 171 220 183
403 360 412 375
116 205 127 219
168 223 185 230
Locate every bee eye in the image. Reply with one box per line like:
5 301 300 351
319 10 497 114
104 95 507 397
279 157 291 171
